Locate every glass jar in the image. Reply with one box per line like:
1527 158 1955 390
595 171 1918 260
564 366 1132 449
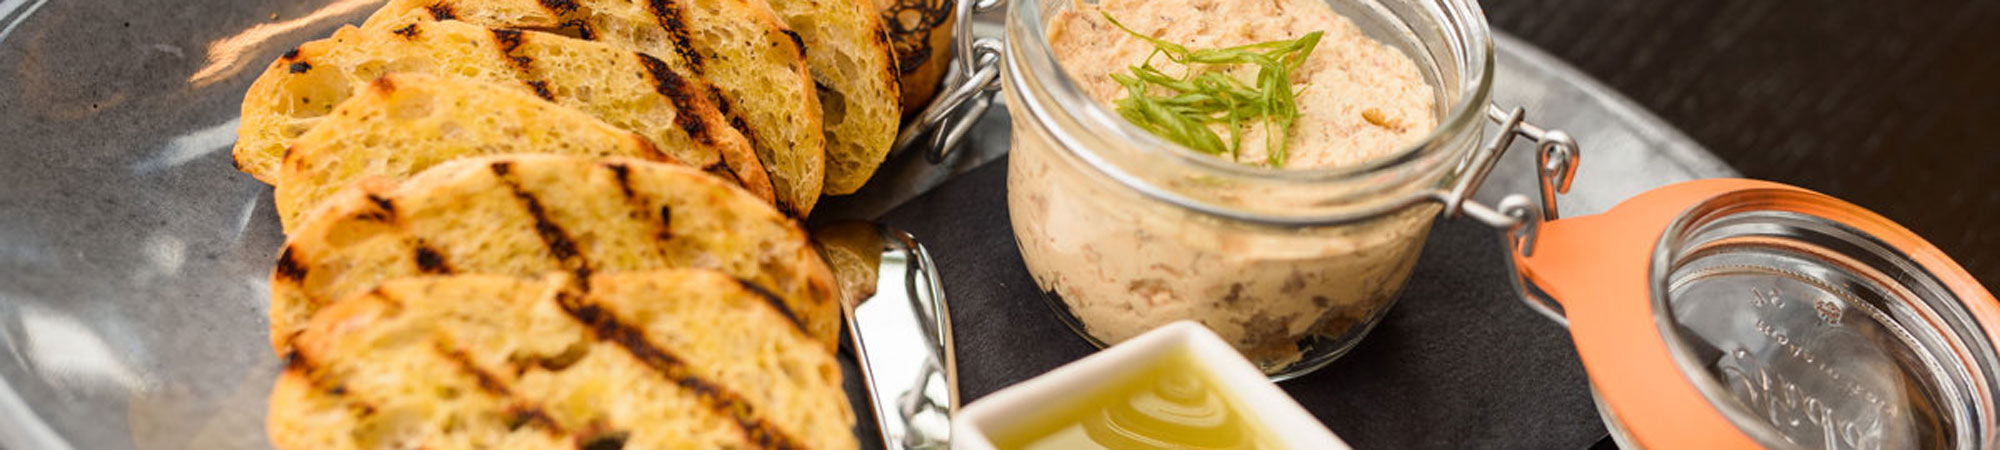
1506 179 2000 449
1001 0 1506 377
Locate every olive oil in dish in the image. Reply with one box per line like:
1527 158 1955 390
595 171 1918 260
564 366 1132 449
990 350 1277 449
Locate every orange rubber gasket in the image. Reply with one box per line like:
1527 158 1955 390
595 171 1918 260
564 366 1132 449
1515 178 2000 449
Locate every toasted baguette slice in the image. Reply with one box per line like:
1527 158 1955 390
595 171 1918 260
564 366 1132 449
364 0 828 216
270 271 856 450
811 221 882 307
765 0 902 194
270 155 837 354
874 0 955 112
273 73 673 233
233 15 775 204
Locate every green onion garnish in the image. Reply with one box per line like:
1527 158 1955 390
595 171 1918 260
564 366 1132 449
1103 13 1321 167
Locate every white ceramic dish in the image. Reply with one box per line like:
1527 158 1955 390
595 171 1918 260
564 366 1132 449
953 321 1349 449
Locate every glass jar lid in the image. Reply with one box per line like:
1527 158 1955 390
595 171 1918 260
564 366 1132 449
1508 179 2000 449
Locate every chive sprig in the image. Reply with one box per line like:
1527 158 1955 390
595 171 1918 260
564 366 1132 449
1103 13 1323 167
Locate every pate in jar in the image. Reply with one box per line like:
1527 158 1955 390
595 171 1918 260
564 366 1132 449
1002 0 1499 376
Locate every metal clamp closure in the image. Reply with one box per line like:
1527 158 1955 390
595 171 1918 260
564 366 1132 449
1447 104 1582 326
894 0 1006 163
1447 104 1582 257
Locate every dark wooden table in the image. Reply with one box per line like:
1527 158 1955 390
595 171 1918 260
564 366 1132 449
1485 0 2000 289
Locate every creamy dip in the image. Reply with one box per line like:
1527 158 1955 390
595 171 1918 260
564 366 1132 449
1049 0 1435 168
1009 0 1439 369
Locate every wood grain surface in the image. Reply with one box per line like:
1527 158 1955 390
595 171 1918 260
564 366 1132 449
1486 0 2000 289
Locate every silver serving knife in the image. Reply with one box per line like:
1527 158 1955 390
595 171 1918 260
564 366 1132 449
815 222 958 450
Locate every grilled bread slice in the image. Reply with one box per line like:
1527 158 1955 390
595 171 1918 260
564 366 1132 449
269 154 837 354
273 73 673 233
765 0 903 195
232 15 775 204
364 0 828 216
269 271 856 449
875 0 955 113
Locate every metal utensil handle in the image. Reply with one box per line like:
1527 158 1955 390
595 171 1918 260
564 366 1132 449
1449 104 1583 325
893 0 1006 163
842 225 960 449
887 227 956 449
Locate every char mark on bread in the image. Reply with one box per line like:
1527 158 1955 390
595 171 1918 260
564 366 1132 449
524 80 556 100
641 0 705 72
430 341 570 435
490 28 535 71
605 163 638 200
391 23 421 39
354 193 399 223
275 246 309 282
874 26 902 99
601 162 679 258
781 30 806 58
365 194 397 217
709 93 790 215
353 209 393 223
507 407 562 433
282 350 308 372
413 241 454 274
882 0 950 75
696 162 746 192
424 2 457 20
732 278 807 337
433 342 513 396
282 351 378 417
536 0 580 14
634 53 711 145
712 94 754 143
580 431 630 450
561 19 597 40
490 162 589 272
572 265 595 291
655 205 672 240
552 289 803 449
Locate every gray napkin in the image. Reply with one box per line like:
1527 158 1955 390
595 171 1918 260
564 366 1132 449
875 157 1609 449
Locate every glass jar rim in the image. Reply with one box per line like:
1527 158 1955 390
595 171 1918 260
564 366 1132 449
1646 188 2000 449
1002 0 1499 225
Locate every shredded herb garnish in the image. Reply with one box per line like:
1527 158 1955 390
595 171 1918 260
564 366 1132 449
1103 13 1322 167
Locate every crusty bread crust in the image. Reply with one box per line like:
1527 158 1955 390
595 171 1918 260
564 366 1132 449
365 0 828 216
232 14 774 204
811 221 883 307
875 0 955 114
274 73 673 233
269 271 855 449
765 0 904 195
269 155 838 355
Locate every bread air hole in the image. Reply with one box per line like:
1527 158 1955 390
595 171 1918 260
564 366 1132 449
278 64 349 120
816 82 847 126
600 21 665 53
